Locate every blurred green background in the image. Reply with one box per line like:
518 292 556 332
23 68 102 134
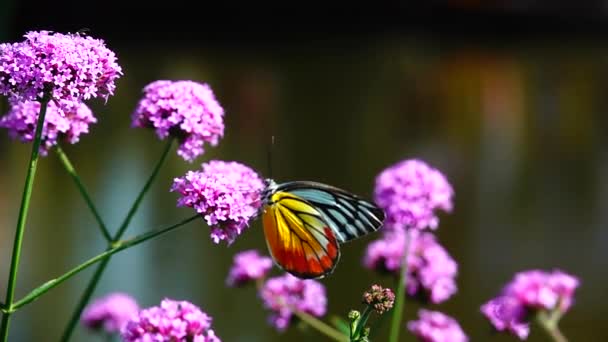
1 3 608 341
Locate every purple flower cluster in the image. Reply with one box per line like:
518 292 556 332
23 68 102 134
171 160 264 245
260 274 327 331
226 249 273 287
122 298 220 342
363 231 458 304
481 296 529 340
0 31 121 110
81 292 139 334
362 284 395 315
0 100 96 155
374 159 453 231
481 269 579 340
407 309 468 342
132 80 225 162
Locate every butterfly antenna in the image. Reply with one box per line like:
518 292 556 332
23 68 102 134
267 135 275 180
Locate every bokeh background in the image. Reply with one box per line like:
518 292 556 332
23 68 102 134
1 3 607 341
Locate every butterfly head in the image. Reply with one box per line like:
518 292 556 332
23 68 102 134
261 178 279 204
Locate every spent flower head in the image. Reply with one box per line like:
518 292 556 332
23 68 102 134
0 99 96 155
122 298 220 342
171 160 264 245
408 309 468 342
132 80 224 162
81 292 139 334
0 30 122 110
362 284 395 315
226 249 273 287
363 230 458 304
481 269 579 340
260 273 327 331
375 159 453 231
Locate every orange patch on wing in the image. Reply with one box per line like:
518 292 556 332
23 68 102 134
263 195 342 278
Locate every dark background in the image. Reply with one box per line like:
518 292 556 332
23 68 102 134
1 2 607 341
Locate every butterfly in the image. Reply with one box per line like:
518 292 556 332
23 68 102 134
261 179 385 279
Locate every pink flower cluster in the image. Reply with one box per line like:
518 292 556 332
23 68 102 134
0 100 96 155
0 31 122 110
171 160 264 245
260 273 327 331
364 231 458 304
81 292 139 334
481 269 580 340
122 299 220 342
408 309 468 342
374 159 453 231
132 80 224 162
226 249 273 287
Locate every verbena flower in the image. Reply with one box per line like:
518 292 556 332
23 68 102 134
122 298 220 342
0 31 122 109
171 160 264 245
81 292 139 334
375 159 453 231
481 269 579 340
481 296 529 340
260 274 327 331
132 80 224 162
362 284 395 315
0 99 96 155
226 249 273 287
408 309 468 342
363 231 458 304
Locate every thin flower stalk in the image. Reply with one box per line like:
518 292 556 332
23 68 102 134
7 214 198 312
536 311 567 342
60 138 174 341
55 145 112 241
0 95 50 341
388 229 411 342
291 307 348 342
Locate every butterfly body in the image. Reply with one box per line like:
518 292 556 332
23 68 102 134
261 179 385 279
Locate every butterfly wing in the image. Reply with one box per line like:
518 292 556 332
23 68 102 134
275 181 385 243
263 190 340 279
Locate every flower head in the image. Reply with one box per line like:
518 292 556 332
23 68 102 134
260 274 327 331
0 31 122 109
407 309 468 342
503 269 580 312
363 231 458 304
171 160 264 245
481 269 579 340
81 292 139 334
0 99 96 155
132 80 224 162
375 159 453 231
122 298 220 342
481 296 529 340
226 249 273 287
362 284 395 315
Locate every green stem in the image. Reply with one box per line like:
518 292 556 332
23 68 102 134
60 138 173 342
352 306 372 340
10 215 198 311
536 310 568 342
292 309 348 342
55 145 112 242
114 138 173 239
389 229 411 342
0 96 50 341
